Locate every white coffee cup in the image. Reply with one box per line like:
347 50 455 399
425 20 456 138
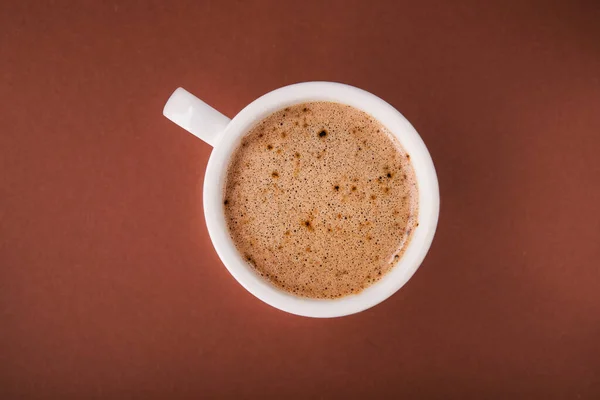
163 82 439 318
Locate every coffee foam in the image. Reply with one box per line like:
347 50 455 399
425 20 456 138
223 102 418 299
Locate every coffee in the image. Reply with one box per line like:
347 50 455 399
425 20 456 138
223 102 418 299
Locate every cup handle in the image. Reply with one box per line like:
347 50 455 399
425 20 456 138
162 87 231 147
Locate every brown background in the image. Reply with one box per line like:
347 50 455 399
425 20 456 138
1 0 599 398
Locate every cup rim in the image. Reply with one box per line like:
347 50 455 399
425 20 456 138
203 81 439 317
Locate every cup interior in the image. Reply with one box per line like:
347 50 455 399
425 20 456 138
203 82 439 317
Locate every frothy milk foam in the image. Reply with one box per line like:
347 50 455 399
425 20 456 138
223 102 418 299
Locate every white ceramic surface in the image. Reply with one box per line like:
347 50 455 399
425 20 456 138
163 82 439 318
